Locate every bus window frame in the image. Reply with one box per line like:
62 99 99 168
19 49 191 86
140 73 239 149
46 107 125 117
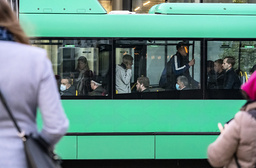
204 38 256 100
29 37 251 100
114 38 203 100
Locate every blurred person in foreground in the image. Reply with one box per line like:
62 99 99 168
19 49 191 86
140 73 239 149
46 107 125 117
207 71 256 168
0 1 69 167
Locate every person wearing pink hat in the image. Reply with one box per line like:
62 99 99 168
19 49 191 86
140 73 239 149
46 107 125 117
207 71 256 168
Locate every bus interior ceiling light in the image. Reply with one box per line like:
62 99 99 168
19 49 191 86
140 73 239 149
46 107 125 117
143 1 150 6
134 7 140 11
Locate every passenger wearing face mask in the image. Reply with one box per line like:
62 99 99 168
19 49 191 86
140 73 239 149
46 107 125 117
60 76 76 96
164 42 198 90
176 75 190 90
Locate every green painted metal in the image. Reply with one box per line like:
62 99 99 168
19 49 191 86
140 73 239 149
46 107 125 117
19 0 106 14
37 100 244 159
19 13 256 38
148 4 158 14
23 2 253 160
55 135 217 159
155 135 217 159
55 136 77 159
58 100 244 133
151 3 256 15
77 136 154 159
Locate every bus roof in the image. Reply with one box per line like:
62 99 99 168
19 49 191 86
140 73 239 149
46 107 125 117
19 3 256 39
149 3 256 15
19 0 106 14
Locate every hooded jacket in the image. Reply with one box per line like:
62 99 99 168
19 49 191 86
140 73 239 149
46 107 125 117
207 110 256 168
116 64 132 94
208 71 256 168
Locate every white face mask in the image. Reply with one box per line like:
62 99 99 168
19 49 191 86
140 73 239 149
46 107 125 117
60 84 66 91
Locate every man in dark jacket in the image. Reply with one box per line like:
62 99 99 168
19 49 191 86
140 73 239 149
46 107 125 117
89 77 107 96
214 59 225 89
164 42 197 90
136 76 150 92
222 56 241 89
60 76 76 96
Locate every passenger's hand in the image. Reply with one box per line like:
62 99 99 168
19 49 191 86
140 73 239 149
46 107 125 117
189 59 195 66
126 64 132 69
218 123 227 133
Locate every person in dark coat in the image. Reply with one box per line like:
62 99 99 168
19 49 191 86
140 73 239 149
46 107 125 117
163 42 198 90
71 56 93 96
136 76 150 92
207 60 217 89
222 56 241 89
88 76 107 96
60 76 76 96
214 59 225 89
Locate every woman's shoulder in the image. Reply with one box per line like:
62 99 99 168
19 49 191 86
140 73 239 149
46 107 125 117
234 111 256 125
2 41 44 52
0 41 47 63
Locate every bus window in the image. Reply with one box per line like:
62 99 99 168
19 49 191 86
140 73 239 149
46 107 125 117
31 39 111 97
207 41 256 90
115 40 201 95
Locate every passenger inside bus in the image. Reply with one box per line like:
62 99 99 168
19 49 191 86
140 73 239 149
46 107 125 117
214 59 224 89
60 76 76 96
89 76 107 96
116 54 133 94
160 42 198 90
72 56 93 96
222 56 241 89
136 77 150 93
250 65 256 76
176 75 190 90
207 60 216 89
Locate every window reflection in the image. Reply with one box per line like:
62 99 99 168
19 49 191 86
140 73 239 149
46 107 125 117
207 41 256 89
115 40 201 94
31 39 110 97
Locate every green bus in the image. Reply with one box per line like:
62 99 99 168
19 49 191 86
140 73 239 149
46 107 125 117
19 0 256 167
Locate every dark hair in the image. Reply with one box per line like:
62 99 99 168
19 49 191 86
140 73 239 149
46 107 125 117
137 76 150 88
176 42 188 50
76 56 90 71
250 65 256 74
224 56 236 66
62 76 72 85
0 0 29 44
122 54 133 65
207 60 214 69
214 59 223 65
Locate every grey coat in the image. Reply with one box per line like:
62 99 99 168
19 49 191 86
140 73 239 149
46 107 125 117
115 65 132 94
0 41 69 168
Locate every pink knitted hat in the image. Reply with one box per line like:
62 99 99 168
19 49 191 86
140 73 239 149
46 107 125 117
241 71 256 100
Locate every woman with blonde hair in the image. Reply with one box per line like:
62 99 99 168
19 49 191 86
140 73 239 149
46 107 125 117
0 1 69 167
